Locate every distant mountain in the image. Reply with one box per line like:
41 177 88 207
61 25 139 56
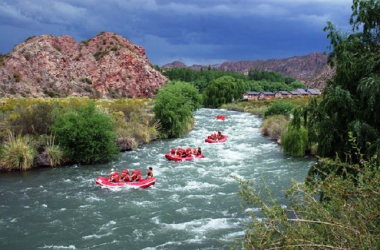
162 52 334 89
0 32 168 98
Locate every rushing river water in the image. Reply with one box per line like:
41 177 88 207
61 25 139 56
0 108 315 250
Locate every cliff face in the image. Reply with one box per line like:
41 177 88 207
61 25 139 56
163 52 334 89
0 32 168 98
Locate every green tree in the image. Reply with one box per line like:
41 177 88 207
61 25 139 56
153 81 202 138
51 102 119 164
203 76 242 108
307 0 380 162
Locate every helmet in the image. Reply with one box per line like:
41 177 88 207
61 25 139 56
111 168 115 172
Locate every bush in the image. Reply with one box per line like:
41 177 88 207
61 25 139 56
281 127 308 156
0 133 37 171
232 136 380 249
154 81 202 138
6 102 55 135
264 100 296 118
51 102 119 164
261 115 288 140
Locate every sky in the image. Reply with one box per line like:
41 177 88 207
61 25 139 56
0 0 353 66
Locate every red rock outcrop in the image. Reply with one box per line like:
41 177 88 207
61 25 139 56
0 32 168 98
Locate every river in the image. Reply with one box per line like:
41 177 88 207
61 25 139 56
0 108 315 250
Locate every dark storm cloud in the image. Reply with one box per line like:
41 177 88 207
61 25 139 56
0 0 352 66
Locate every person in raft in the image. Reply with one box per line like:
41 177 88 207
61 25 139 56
196 146 202 155
120 169 131 182
146 167 154 179
217 131 223 139
108 168 119 182
134 169 142 182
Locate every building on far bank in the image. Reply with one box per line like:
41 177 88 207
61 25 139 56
242 89 320 101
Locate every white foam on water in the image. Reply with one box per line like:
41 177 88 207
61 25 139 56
221 230 245 241
99 220 116 231
130 200 154 207
180 180 220 191
84 195 104 202
82 232 112 240
38 245 76 249
141 240 182 250
162 217 240 234
186 194 215 200
176 207 189 214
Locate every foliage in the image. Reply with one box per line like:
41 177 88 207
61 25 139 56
51 101 119 164
249 68 287 82
281 127 308 156
232 135 380 249
5 102 56 136
0 132 37 171
307 0 380 162
105 99 159 146
43 135 64 167
203 76 243 108
261 115 288 140
263 100 296 118
153 81 202 138
163 67 247 93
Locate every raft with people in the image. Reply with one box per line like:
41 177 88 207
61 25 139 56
216 115 226 121
165 147 204 162
95 168 155 188
205 131 227 143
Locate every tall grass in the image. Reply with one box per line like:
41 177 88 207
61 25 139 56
0 132 37 171
261 115 289 141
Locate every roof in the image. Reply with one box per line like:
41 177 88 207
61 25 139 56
244 91 260 95
278 91 289 94
296 88 308 94
289 91 299 95
261 92 274 95
307 89 320 94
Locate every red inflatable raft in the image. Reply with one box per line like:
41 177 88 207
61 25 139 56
165 153 205 162
216 115 226 120
205 135 228 143
95 177 156 189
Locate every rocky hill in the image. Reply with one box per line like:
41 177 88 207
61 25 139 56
0 32 168 98
163 52 334 89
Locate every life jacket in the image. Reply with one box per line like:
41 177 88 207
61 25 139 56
171 148 175 154
130 171 136 181
123 175 131 182
121 169 129 178
135 169 142 181
193 148 197 154
112 172 119 182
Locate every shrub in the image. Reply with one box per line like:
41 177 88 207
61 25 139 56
281 127 308 156
154 81 202 138
6 102 56 135
13 72 21 82
51 102 119 164
0 133 37 171
45 144 64 167
232 135 380 249
264 100 296 118
261 115 288 140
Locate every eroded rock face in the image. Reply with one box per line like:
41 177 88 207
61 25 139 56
0 32 168 98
